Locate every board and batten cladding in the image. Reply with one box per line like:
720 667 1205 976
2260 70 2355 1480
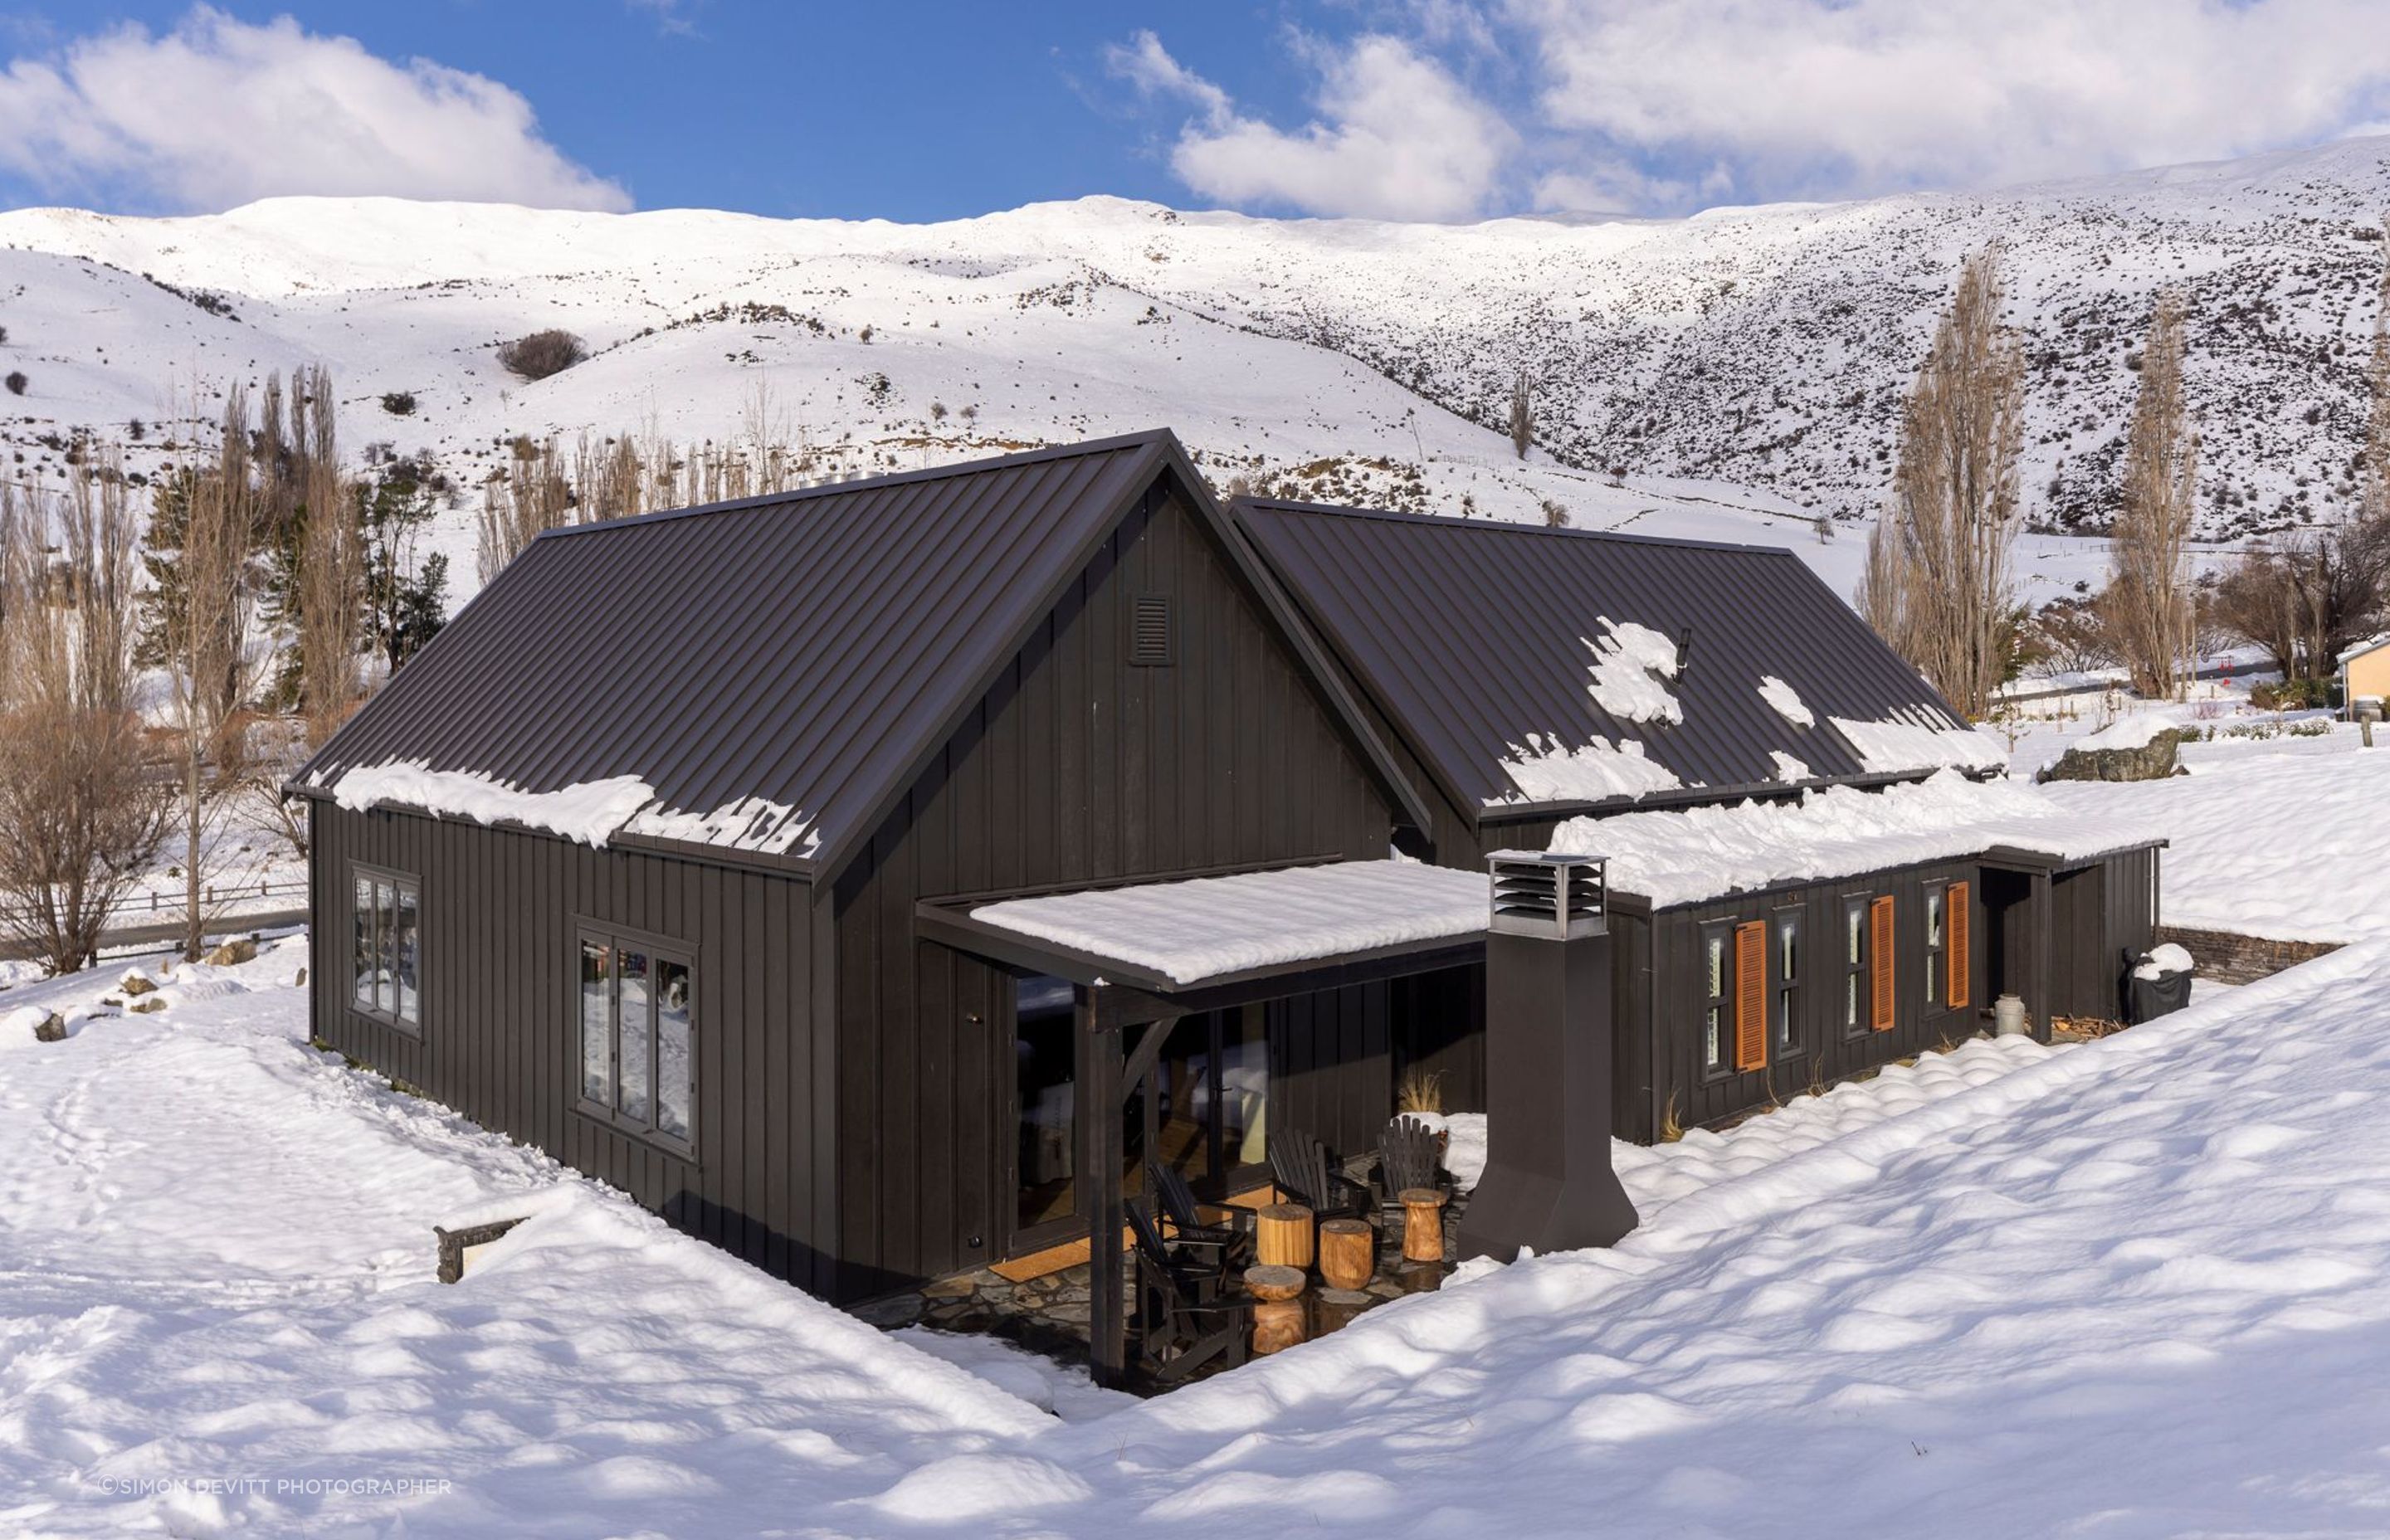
308 800 829 1289
2048 846 2159 1023
1639 859 1986 1138
829 482 1398 1297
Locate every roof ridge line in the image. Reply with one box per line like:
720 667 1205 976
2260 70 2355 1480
1233 495 1799 556
538 428 1182 539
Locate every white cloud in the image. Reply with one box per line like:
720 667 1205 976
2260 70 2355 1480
0 7 629 213
1507 0 2390 206
1110 29 1515 222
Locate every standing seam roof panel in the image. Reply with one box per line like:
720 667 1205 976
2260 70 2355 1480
298 436 1173 865
1236 499 1975 825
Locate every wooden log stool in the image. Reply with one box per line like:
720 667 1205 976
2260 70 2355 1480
1317 1217 1374 1292
1245 1264 1308 1356
1399 1187 1448 1265
1255 1202 1314 1270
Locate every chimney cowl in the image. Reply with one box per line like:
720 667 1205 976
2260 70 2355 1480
1487 850 1607 940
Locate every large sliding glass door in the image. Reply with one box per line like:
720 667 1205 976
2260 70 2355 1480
1007 977 1271 1256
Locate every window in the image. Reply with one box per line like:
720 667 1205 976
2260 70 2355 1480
1699 922 1732 1073
1924 888 1946 1009
1843 897 1870 1036
349 864 420 1032
1773 910 1802 1055
577 925 695 1155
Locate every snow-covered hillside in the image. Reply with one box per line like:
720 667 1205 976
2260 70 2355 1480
7 134 2388 606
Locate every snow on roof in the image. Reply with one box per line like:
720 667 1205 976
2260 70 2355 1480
324 761 819 856
2338 632 2390 663
1548 770 2163 909
1488 733 1683 807
327 761 658 847
1758 675 1816 728
1827 708 2007 773
1585 619 1684 725
968 860 1489 987
623 796 820 858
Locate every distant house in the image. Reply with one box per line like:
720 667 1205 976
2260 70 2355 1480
2339 634 2390 711
292 430 2158 1324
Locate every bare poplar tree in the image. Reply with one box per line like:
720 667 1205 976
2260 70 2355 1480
157 392 261 960
0 457 169 972
1508 372 1532 461
2102 290 2198 698
1861 247 2025 718
476 436 573 585
295 364 358 744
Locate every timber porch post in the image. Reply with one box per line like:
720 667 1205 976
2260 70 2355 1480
2028 869 2056 1041
1076 985 1127 1387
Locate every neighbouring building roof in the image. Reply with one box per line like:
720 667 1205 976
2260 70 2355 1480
2338 632 2390 665
1235 499 2002 826
1546 771 2167 910
966 860 1490 987
297 430 1427 878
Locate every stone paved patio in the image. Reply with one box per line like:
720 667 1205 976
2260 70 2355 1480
851 1188 1474 1391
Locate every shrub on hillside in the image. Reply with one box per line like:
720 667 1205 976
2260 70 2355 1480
3 372 23 397
496 329 585 382
381 391 417 416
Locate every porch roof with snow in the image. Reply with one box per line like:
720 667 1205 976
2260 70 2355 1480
290 431 1431 880
1549 772 2168 912
914 860 1490 1002
1234 498 2004 826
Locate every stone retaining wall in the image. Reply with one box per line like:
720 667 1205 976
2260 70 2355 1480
2155 924 2344 987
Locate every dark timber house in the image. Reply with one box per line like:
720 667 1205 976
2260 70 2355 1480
295 429 2159 1370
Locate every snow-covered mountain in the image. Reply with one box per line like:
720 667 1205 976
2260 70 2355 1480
3 134 2387 606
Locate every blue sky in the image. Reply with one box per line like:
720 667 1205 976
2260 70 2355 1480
3 2 2389 223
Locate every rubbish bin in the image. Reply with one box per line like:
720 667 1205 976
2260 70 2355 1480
2127 945 2193 1023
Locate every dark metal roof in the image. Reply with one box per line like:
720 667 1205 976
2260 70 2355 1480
296 431 1432 880
1234 497 1980 826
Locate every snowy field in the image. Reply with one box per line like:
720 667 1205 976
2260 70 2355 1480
2043 726 2390 942
6 734 2390 1536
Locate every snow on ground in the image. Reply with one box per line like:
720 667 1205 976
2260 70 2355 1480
12 740 2390 1533
1019 939 2390 1537
1994 659 2303 777
0 943 1064 1538
2042 730 2390 942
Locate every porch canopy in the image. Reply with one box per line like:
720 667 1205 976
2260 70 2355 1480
916 859 1491 1026
916 860 1491 1386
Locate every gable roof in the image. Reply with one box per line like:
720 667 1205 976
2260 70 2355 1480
296 431 1430 880
1233 498 2000 827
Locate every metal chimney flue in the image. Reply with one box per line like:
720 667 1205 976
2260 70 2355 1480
1458 850 1639 1263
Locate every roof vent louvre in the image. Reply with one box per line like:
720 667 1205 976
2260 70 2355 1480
1129 594 1173 666
1487 850 1607 940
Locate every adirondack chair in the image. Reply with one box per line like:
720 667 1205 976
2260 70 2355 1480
1375 1114 1446 1204
1149 1161 1256 1274
1268 1128 1373 1224
1128 1200 1251 1383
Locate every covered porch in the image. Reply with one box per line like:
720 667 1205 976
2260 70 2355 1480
914 859 1490 1386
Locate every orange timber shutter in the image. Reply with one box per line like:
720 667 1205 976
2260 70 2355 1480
1868 895 1896 1031
1947 881 1971 1009
1733 920 1767 1070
